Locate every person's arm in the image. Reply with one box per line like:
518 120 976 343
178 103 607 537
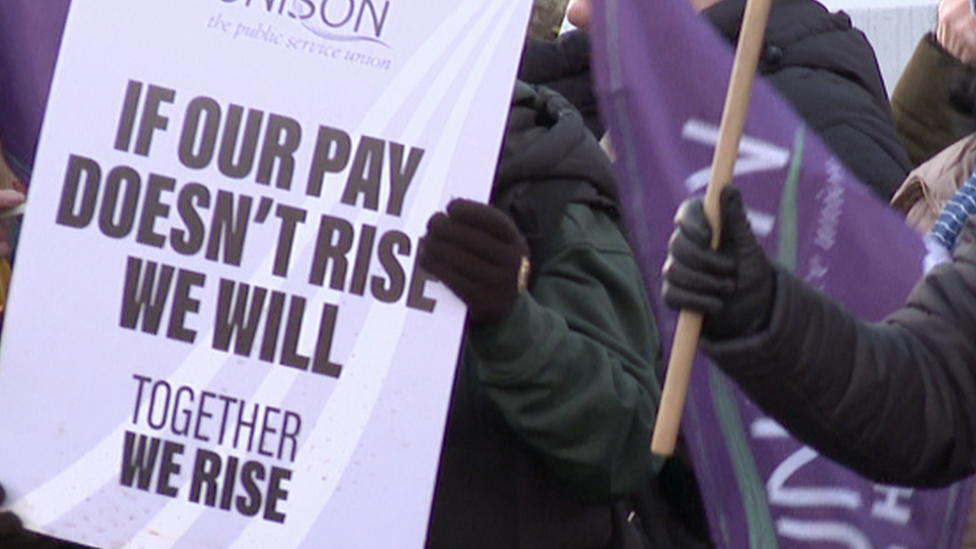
469 203 662 501
663 186 976 487
704 262 976 487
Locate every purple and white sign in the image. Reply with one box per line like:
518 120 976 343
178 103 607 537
0 0 532 547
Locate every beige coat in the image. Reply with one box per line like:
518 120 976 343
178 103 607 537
891 133 976 234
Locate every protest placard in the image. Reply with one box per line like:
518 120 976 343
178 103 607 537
0 0 532 547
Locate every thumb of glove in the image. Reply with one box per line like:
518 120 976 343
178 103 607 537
0 511 23 540
702 186 775 340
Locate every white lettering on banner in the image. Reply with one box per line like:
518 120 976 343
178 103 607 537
750 417 918 546
745 210 775 238
812 158 846 252
776 518 872 548
680 119 790 192
807 157 846 287
753 419 861 509
751 416 788 438
767 447 862 508
871 486 913 525
680 119 787 239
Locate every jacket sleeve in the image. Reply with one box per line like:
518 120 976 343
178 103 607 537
890 33 976 167
466 204 663 501
700 219 976 487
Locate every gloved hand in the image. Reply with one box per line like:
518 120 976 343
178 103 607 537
1 482 23 537
0 483 65 549
419 199 531 327
661 186 775 340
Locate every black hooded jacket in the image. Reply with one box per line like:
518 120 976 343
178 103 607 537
518 30 605 138
705 0 912 202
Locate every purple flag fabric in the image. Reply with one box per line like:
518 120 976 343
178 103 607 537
590 0 974 547
0 1 69 183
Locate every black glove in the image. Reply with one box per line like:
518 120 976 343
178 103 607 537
662 186 774 340
0 482 24 540
0 483 67 549
419 199 531 326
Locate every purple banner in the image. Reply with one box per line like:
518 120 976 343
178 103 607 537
590 0 974 547
0 1 69 183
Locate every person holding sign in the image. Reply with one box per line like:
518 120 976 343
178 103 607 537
420 81 711 549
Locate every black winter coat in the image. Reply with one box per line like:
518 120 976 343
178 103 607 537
705 0 911 202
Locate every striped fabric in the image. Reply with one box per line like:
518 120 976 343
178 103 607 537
929 165 976 253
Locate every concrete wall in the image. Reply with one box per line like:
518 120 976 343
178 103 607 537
839 3 938 93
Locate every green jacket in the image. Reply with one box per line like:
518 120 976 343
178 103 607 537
427 203 662 549
472 203 662 499
426 83 664 549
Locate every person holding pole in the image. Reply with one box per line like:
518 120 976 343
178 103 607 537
661 171 976 488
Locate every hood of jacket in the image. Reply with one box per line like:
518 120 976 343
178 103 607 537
518 31 604 137
492 81 617 204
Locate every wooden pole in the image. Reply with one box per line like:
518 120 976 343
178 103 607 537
650 0 773 457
